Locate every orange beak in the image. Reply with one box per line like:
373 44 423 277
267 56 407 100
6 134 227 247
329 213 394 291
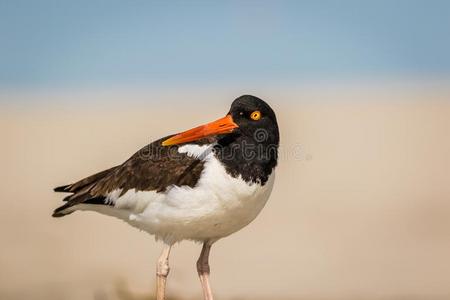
162 114 239 146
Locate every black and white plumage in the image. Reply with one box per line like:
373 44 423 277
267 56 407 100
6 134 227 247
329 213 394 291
53 95 279 300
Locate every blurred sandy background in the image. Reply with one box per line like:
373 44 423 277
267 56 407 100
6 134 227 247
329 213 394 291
1 83 450 300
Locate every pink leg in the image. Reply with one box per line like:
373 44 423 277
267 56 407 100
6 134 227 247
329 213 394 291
197 242 214 300
156 244 172 300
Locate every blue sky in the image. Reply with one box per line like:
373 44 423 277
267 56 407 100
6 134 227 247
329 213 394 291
1 0 450 89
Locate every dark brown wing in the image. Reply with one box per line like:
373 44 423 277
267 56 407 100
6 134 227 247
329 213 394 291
52 137 207 217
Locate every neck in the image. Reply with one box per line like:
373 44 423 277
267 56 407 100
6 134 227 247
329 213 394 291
213 133 278 185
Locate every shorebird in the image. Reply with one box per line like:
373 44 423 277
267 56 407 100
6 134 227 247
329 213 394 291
53 95 279 300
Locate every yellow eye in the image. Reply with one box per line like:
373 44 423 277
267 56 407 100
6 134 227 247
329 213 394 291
250 111 261 121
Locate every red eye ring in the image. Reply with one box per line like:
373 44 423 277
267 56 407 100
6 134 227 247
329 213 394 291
250 111 261 121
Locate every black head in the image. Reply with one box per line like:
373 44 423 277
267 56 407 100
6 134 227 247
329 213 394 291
213 95 279 185
161 94 279 185
227 95 279 147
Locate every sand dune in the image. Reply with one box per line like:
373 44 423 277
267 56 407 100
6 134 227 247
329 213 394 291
1 84 450 299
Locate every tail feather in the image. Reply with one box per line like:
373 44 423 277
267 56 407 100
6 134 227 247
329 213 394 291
54 185 71 192
52 203 76 217
53 166 118 218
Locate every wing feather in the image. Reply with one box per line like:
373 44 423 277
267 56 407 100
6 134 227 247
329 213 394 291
52 137 207 217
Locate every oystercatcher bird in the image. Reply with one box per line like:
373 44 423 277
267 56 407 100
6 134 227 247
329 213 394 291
53 95 279 300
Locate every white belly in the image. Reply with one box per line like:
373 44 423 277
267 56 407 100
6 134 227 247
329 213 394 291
76 145 276 244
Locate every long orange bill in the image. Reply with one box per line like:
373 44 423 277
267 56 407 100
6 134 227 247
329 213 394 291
162 114 239 146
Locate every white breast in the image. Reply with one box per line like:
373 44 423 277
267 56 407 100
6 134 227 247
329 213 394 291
76 144 276 244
